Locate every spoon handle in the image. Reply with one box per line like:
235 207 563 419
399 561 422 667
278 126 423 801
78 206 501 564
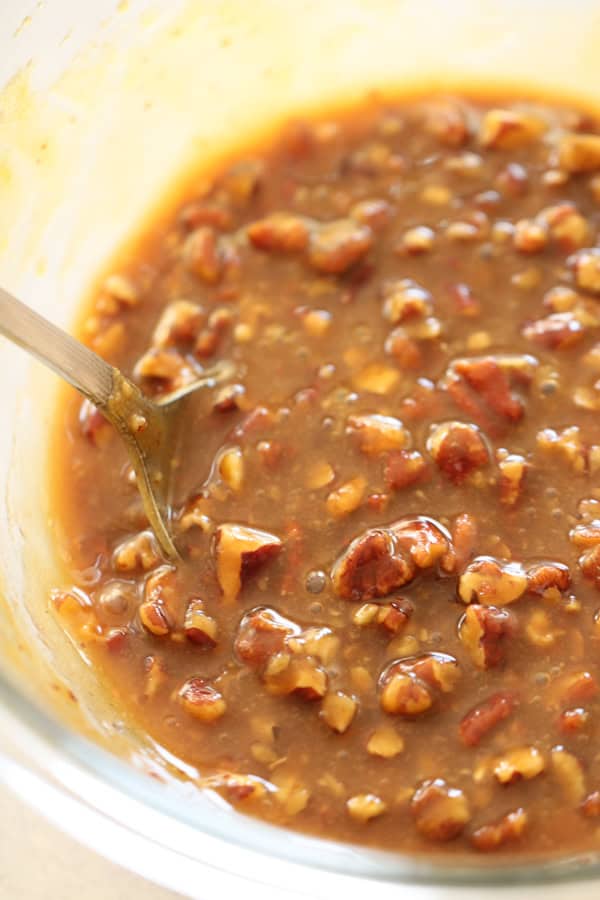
0 286 114 406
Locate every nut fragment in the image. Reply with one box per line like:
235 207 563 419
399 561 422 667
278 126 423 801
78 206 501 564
347 414 410 456
214 524 282 603
113 531 160 573
496 449 528 507
366 726 405 758
326 476 366 518
559 133 600 173
234 607 299 668
459 692 518 746
458 557 527 605
493 746 544 784
152 300 204 348
471 808 527 851
581 791 600 818
184 599 218 646
440 355 532 429
379 669 433 716
551 745 586 804
382 279 433 324
568 248 600 294
320 691 357 733
479 109 545 149
182 226 224 282
427 421 490 484
307 219 373 273
384 449 429 490
523 313 584 350
247 213 309 252
380 653 460 716
139 597 171 636
536 426 587 473
458 605 516 669
218 446 245 492
331 517 449 602
411 778 470 841
347 793 387 823
264 655 328 700
178 677 226 722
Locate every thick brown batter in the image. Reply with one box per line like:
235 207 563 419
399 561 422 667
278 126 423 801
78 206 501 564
51 96 600 856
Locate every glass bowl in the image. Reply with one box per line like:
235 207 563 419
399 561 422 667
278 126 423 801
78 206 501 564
1 2 600 896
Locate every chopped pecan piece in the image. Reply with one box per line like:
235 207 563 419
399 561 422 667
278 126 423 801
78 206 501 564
580 545 600 587
552 746 586 804
427 421 490 484
264 654 328 700
538 202 590 251
559 707 589 734
570 521 600 548
424 101 469 146
559 133 600 172
353 598 413 634
459 691 518 746
522 313 584 350
134 348 199 390
391 517 451 570
213 383 246 413
152 300 205 348
556 670 599 707
385 328 422 369
536 426 587 473
347 793 387 822
178 677 226 722
494 746 544 784
351 198 392 230
496 449 528 507
366 726 405 758
471 808 527 851
479 109 545 149
220 159 264 205
139 597 172 636
320 691 357 733
568 247 600 294
384 449 429 490
581 791 600 818
234 607 299 668
458 605 516 669
331 527 415 601
411 778 470 841
379 653 460 716
441 355 535 431
458 557 527 605
247 213 310 252
441 513 479 574
379 668 433 716
214 524 282 603
382 279 433 324
326 476 366 518
184 599 218 646
526 561 570 597
347 414 410 456
113 531 160 573
513 218 548 253
182 226 224 283
307 219 373 273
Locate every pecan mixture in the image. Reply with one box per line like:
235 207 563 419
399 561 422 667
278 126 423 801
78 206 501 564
52 97 600 857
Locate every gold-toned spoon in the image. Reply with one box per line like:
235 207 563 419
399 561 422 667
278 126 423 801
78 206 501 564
0 286 233 559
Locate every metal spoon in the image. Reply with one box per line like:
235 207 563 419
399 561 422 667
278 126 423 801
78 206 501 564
0 285 233 559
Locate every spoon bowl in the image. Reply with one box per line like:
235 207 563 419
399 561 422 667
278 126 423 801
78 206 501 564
0 285 233 558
